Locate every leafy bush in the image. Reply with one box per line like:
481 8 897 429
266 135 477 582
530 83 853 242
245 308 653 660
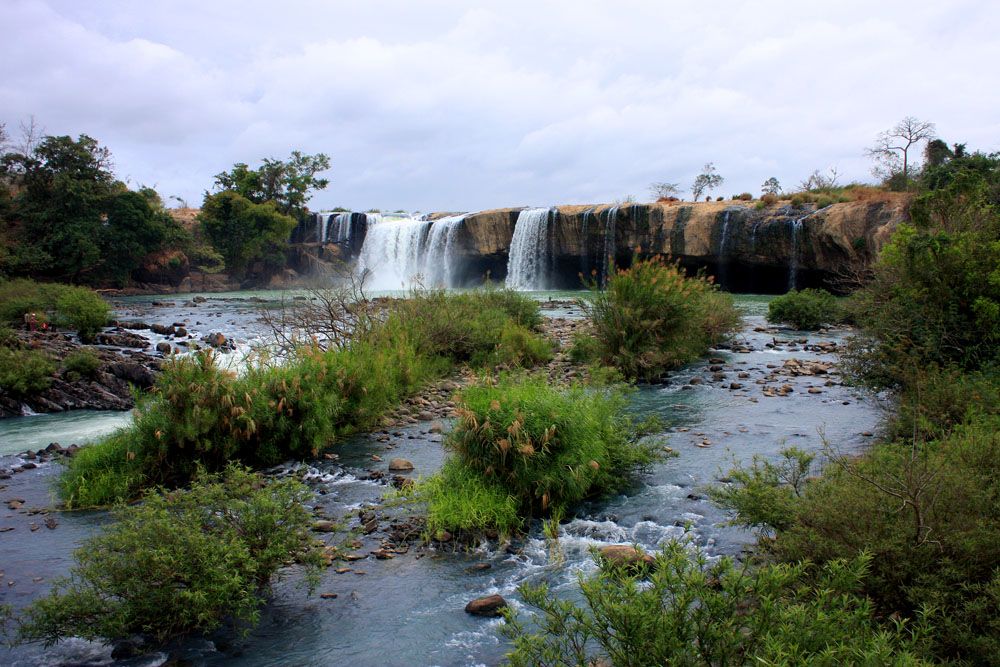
736 192 753 201
503 540 930 666
766 288 843 330
568 329 602 364
63 349 101 380
0 279 108 341
418 376 660 537
713 415 1000 663
0 346 55 398
10 466 321 647
760 193 778 206
586 256 740 381
419 460 522 538
54 286 109 342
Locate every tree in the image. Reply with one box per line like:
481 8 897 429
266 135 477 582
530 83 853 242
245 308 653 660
799 167 840 192
199 191 297 278
761 177 782 196
866 116 936 187
213 151 330 220
691 163 724 201
649 181 681 200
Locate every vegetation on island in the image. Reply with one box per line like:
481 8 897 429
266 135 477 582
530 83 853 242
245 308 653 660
58 288 551 507
574 255 740 381
6 467 322 647
416 376 660 540
766 287 845 330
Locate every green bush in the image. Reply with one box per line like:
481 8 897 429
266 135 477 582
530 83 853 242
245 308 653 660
419 460 522 538
0 279 109 341
586 256 740 381
714 415 1000 663
57 430 148 508
418 376 659 537
10 466 322 647
503 540 930 666
568 329 602 364
0 346 55 398
766 288 843 330
54 287 109 342
63 349 101 380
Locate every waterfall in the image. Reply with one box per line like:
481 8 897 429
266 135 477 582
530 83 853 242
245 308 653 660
332 212 352 243
600 206 619 285
716 210 732 287
580 207 595 282
788 217 804 291
355 214 466 290
315 213 331 243
506 208 554 291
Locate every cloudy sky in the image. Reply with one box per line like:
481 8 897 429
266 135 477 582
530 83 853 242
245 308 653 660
2 0 998 212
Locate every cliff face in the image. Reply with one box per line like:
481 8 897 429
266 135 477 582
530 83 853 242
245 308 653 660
446 197 910 292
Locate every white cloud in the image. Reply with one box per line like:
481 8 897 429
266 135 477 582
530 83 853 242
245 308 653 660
2 0 998 211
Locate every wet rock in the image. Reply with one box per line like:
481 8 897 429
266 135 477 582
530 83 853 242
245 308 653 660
388 458 414 471
155 342 172 355
150 323 175 336
312 520 338 532
598 545 656 571
465 594 508 617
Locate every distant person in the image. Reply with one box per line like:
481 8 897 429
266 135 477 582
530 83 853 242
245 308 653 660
25 312 38 332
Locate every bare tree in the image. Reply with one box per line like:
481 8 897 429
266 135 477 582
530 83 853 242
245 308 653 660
14 115 45 157
691 163 724 201
865 116 936 184
799 167 840 192
649 181 681 200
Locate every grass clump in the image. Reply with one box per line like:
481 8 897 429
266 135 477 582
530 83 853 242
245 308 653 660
766 288 844 330
503 540 930 666
418 376 659 538
63 349 101 380
0 346 55 398
586 256 740 381
8 466 322 648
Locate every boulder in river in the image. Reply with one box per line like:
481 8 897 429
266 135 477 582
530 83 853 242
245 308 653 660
388 458 414 471
465 594 507 617
597 545 656 572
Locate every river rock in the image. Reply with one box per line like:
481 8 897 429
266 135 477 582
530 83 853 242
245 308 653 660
312 520 338 533
464 594 507 617
150 323 175 336
597 545 656 571
388 458 414 471
155 342 172 355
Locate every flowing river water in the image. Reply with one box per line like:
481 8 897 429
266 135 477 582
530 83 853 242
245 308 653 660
0 291 884 666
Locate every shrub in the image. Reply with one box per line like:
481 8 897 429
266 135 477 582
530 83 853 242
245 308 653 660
54 287 109 342
714 416 1000 663
766 288 843 330
503 540 930 666
419 376 660 536
10 466 322 647
568 329 602 364
63 349 101 380
586 256 740 381
760 193 778 206
715 196 724 201
419 460 522 539
789 194 806 207
57 430 148 508
737 192 753 201
0 346 55 398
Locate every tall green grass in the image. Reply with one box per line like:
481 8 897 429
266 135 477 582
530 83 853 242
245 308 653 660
582 256 740 381
59 289 551 506
417 375 660 538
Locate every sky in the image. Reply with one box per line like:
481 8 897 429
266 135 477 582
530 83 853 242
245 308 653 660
2 0 998 213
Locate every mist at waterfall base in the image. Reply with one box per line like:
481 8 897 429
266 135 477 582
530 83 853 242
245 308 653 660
0 297 881 667
317 205 819 294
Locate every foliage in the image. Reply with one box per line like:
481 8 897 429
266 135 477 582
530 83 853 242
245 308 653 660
503 540 929 666
585 256 740 381
60 290 550 505
63 349 101 380
419 376 659 536
761 176 782 195
54 287 109 342
212 151 330 219
649 181 681 200
10 467 321 647
767 288 844 330
708 447 815 533
0 346 55 398
198 190 298 278
0 279 110 340
0 133 189 285
419 460 522 538
690 162 724 201
867 116 936 187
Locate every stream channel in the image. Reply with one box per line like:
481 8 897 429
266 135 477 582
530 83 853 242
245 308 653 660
0 291 884 666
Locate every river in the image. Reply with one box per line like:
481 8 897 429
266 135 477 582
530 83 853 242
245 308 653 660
0 291 882 666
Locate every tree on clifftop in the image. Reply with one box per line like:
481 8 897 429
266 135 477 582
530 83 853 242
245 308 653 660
198 191 297 279
691 163 724 201
212 151 330 220
866 116 935 189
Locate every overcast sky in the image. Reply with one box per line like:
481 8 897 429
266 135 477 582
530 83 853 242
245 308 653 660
2 0 998 212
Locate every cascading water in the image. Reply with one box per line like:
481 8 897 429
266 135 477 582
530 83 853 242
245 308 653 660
716 210 733 288
315 213 331 244
788 217 804 291
506 208 554 290
580 207 596 280
600 206 619 285
355 214 466 290
333 212 352 243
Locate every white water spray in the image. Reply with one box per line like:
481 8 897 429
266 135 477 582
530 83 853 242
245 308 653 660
506 208 553 290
